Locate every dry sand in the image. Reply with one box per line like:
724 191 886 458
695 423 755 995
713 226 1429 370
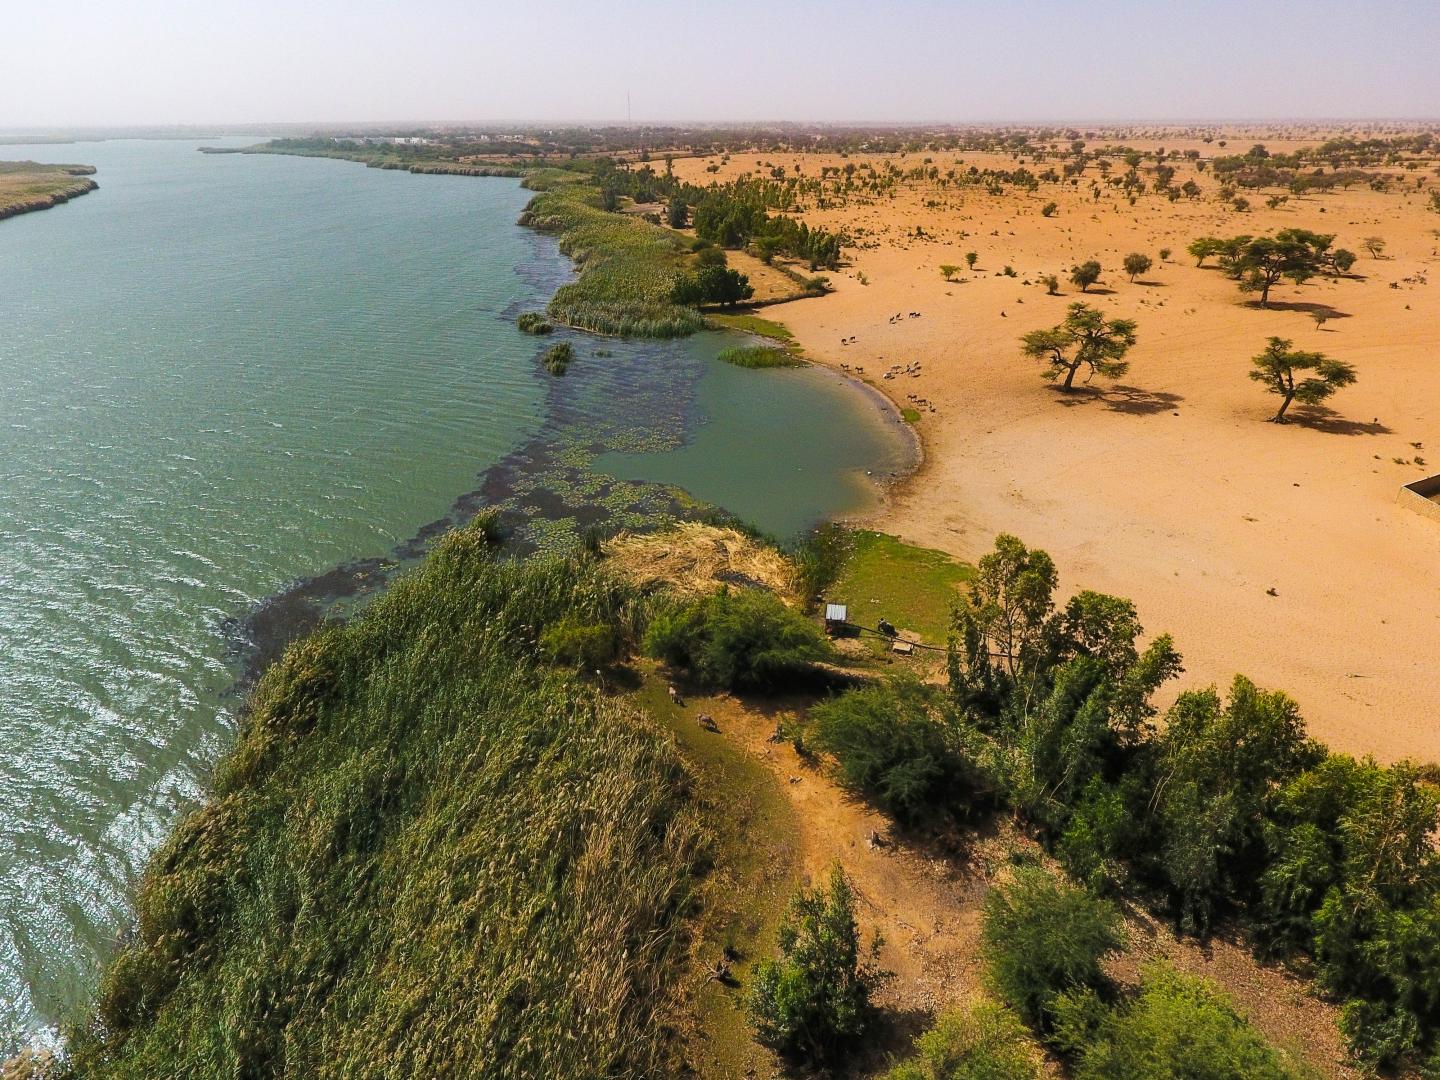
670 133 1440 763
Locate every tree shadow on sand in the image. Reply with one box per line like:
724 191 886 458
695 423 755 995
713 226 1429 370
1247 300 1352 321
1285 405 1391 436
1053 384 1185 416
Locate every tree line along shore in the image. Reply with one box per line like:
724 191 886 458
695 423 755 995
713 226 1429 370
11 128 1440 1078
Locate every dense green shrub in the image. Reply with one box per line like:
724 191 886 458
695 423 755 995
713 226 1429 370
981 867 1123 1031
670 265 754 308
811 678 971 821
886 999 1042 1080
1070 966 1306 1080
539 616 620 670
516 311 553 334
67 530 701 1079
748 865 882 1063
643 587 829 691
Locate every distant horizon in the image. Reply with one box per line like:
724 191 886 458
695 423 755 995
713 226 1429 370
3 116 1438 139
4 0 1437 129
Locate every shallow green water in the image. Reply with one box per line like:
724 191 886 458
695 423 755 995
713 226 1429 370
0 138 909 1048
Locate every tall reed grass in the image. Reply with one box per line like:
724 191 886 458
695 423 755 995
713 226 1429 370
67 527 705 1079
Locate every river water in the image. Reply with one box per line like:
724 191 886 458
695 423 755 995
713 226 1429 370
0 137 910 1048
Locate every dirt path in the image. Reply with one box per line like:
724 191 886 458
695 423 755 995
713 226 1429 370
669 685 1362 1078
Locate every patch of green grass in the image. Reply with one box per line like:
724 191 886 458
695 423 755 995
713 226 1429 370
68 532 706 1079
717 345 802 369
901 407 922 424
706 313 797 347
831 530 973 648
634 674 800 1080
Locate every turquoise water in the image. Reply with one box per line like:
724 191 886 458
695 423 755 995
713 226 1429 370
0 139 909 1048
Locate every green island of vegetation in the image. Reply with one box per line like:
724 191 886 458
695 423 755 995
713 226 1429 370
0 161 98 222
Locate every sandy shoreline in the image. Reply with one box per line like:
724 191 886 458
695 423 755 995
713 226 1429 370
671 137 1440 763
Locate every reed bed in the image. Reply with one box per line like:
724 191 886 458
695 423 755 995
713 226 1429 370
67 527 706 1079
522 184 705 339
716 345 801 369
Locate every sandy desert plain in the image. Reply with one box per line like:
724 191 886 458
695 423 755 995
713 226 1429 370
667 127 1440 763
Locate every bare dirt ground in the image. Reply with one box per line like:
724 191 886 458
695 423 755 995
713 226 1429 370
669 685 1358 1078
670 132 1440 763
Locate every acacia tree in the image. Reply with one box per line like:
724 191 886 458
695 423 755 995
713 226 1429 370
1363 235 1386 258
1021 302 1138 391
1248 336 1357 422
1123 253 1153 282
1070 260 1102 292
1234 229 1332 307
940 264 961 281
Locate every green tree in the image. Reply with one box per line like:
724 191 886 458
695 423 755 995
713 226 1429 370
966 251 979 269
1148 676 1317 931
1188 236 1221 266
1233 229 1332 307
1069 260 1102 292
1020 302 1138 391
666 196 688 229
1122 253 1152 282
981 868 1122 1030
1247 337 1357 422
749 866 883 1063
1363 235 1386 258
940 263 961 281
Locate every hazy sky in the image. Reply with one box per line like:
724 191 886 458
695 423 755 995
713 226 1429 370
4 0 1437 129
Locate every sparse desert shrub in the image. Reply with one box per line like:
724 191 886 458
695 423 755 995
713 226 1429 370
1041 274 1059 295
1122 253 1152 282
1069 260 1102 292
749 865 883 1063
1158 247 1172 262
1041 202 1058 217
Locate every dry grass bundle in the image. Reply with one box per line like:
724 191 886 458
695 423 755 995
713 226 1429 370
605 523 801 605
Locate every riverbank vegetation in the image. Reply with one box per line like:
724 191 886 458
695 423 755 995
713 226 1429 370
0 161 98 221
62 525 706 1079
520 181 706 338
49 516 1440 1076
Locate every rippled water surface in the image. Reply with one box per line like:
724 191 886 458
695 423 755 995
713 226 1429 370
0 139 909 1047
